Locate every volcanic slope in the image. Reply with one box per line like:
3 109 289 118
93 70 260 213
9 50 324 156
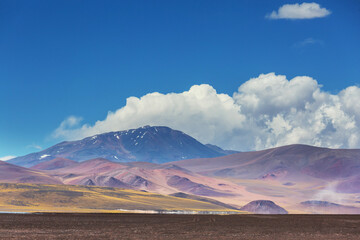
10 126 227 167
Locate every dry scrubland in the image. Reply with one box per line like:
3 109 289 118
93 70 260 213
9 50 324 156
0 183 239 213
0 213 359 240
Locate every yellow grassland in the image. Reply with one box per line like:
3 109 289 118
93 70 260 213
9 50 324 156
0 183 243 213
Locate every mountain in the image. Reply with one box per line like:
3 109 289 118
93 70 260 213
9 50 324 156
240 200 288 214
170 144 360 184
9 126 228 167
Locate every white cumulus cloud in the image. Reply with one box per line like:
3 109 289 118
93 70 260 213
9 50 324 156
53 116 83 139
267 2 331 19
53 85 246 148
53 73 360 151
0 156 16 161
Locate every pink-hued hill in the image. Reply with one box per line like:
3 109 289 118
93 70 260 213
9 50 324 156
31 158 77 170
0 161 61 185
51 158 127 175
336 175 360 193
47 158 244 198
169 144 360 186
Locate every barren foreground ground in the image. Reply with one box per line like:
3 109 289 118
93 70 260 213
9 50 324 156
0 213 359 240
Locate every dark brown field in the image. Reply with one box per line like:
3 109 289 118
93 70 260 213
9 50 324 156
0 213 359 240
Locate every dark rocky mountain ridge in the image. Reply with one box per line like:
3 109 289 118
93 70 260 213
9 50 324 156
9 126 229 167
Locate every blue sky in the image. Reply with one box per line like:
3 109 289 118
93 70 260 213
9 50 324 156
1 0 360 158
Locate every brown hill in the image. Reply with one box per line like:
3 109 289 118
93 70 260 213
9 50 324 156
240 200 288 214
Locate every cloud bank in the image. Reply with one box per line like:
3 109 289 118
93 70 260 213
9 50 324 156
54 73 360 151
267 2 331 19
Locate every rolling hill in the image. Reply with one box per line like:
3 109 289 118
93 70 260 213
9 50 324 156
36 157 245 199
298 200 360 214
1 157 247 201
169 144 360 185
0 183 241 213
0 161 61 185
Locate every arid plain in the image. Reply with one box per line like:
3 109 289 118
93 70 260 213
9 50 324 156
1 213 360 240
